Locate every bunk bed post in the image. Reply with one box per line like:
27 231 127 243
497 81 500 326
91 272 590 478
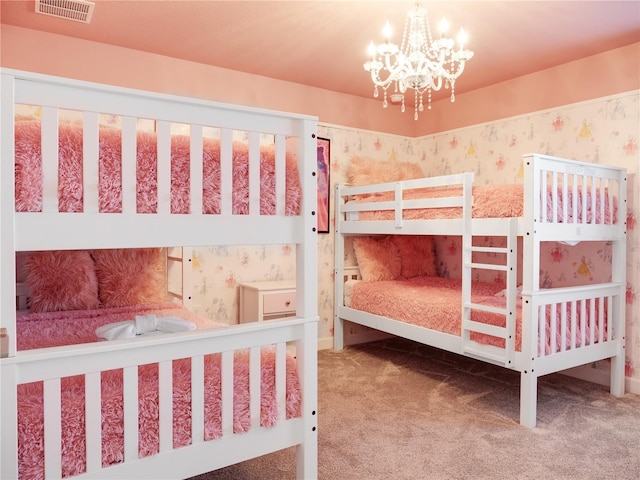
520 153 541 428
334 182 345 350
610 171 628 398
0 71 20 480
294 124 319 479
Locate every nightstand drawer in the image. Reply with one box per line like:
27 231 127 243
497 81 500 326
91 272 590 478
263 292 296 314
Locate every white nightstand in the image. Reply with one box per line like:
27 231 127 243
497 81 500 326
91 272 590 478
237 280 296 323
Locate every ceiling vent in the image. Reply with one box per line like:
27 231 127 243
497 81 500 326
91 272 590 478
35 0 95 24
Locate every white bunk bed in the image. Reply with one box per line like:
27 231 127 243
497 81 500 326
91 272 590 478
334 154 627 428
1 69 319 479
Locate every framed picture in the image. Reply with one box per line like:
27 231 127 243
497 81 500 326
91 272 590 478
317 137 331 233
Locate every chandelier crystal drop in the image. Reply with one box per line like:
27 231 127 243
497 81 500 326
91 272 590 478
364 1 474 121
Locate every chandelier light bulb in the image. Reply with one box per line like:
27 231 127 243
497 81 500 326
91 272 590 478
438 18 449 34
363 1 474 121
383 21 393 40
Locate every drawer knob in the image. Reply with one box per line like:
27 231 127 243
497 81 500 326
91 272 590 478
285 300 291 306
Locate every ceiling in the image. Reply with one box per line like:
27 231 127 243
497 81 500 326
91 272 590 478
2 1 639 104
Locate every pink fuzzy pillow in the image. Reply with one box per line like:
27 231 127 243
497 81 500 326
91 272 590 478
347 156 424 186
25 250 100 313
353 236 401 281
92 248 167 308
392 236 438 278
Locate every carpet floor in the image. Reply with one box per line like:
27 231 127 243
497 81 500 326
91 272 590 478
191 338 640 479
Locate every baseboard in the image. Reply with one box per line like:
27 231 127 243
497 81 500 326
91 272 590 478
562 364 640 395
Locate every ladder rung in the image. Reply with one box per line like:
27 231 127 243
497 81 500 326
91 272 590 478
466 262 508 272
463 346 507 366
464 302 506 315
463 319 507 339
469 246 510 254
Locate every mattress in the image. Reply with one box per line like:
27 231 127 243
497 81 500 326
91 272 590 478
16 303 302 479
346 276 607 355
14 120 301 215
349 183 616 223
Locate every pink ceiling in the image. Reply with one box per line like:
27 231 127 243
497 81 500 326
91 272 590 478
1 1 639 103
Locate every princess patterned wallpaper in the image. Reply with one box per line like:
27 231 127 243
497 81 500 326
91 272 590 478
191 91 639 389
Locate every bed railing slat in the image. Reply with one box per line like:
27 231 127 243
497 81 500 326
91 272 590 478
275 134 286 216
82 112 100 213
85 371 102 473
123 366 139 462
249 131 260 215
250 346 261 429
158 360 173 452
189 125 204 215
41 107 58 213
121 116 137 214
43 377 62 479
276 342 287 421
220 129 233 216
191 354 205 445
157 121 171 215
221 350 234 436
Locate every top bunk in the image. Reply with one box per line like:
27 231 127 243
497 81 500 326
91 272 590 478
335 153 627 243
1 68 319 252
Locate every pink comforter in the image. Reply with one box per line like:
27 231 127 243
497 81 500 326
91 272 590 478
16 303 301 480
352 183 616 223
349 276 607 355
14 120 301 215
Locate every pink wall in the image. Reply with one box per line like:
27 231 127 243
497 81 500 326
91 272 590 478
1 25 638 137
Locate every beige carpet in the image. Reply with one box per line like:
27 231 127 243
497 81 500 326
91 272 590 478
191 338 640 480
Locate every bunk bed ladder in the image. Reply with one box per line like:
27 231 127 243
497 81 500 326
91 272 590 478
462 219 518 367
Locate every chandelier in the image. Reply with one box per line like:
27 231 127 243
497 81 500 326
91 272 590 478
364 1 474 120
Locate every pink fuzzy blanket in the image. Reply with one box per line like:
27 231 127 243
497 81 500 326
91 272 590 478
349 276 607 355
16 304 301 479
14 120 301 215
352 183 616 223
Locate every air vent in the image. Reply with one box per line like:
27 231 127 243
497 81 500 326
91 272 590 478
35 0 95 24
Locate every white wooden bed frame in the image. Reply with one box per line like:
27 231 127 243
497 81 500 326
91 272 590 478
0 69 319 479
334 154 627 428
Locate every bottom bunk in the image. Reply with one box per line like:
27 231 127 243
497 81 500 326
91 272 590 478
335 267 625 428
3 312 318 480
2 248 318 480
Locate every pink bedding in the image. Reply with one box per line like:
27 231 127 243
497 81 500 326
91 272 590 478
348 276 607 355
352 183 616 223
14 120 301 215
16 303 302 480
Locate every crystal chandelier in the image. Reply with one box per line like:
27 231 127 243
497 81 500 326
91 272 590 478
364 1 474 120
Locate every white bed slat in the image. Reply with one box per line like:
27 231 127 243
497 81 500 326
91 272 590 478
570 300 577 350
560 301 568 353
121 116 137 213
41 107 58 213
250 346 261 429
552 171 558 224
276 342 287 421
85 371 102 473
550 303 558 354
123 366 139 462
43 377 62 479
157 121 171 215
249 131 260 215
82 111 100 213
221 350 234 436
190 125 204 215
275 134 286 216
159 360 173 452
191 354 205 445
220 129 233 216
